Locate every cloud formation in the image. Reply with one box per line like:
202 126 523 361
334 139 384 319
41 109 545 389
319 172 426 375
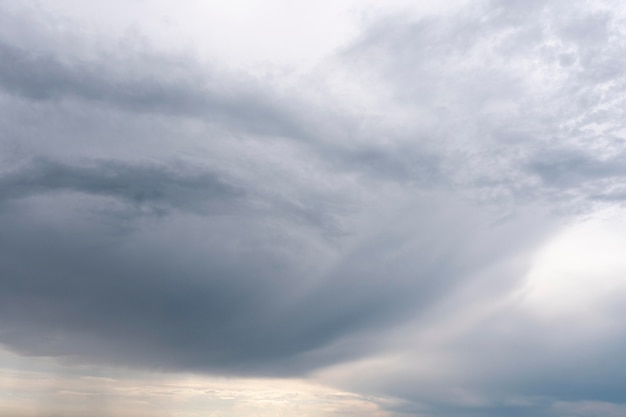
2 0 626 416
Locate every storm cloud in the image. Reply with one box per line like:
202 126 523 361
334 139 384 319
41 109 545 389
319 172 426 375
2 0 626 416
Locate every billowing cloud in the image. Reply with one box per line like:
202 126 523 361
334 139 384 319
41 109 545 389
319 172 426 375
1 0 626 416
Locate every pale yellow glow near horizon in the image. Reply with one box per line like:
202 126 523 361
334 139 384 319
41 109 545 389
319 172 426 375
0 350 391 417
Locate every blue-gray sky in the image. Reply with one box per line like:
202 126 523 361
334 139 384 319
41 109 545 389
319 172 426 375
2 0 626 416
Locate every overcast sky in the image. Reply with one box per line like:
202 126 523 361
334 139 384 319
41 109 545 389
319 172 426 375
2 0 626 416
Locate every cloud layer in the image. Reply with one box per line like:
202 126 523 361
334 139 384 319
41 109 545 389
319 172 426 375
2 0 626 416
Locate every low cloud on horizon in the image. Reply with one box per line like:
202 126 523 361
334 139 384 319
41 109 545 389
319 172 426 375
2 0 626 416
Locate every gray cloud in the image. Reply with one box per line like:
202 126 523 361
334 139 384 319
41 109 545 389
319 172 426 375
0 173 526 377
2 0 626 416
314 0 626 415
344 0 626 208
0 37 311 140
0 158 243 216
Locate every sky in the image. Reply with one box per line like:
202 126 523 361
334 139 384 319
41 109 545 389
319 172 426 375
1 0 626 416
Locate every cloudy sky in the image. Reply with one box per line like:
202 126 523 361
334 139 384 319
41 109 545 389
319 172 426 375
2 0 626 416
